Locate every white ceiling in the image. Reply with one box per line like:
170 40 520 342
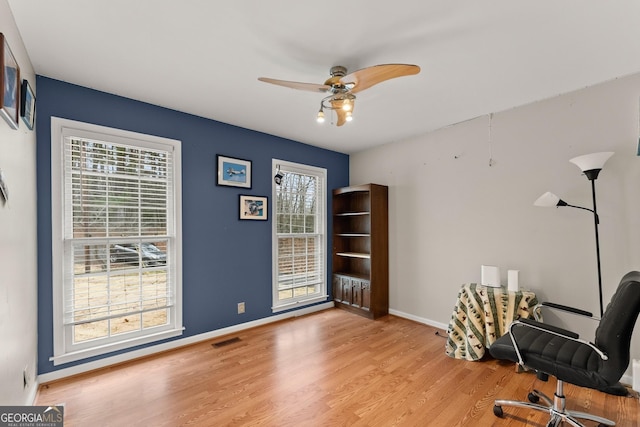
8 1 640 154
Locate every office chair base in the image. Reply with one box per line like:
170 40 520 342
493 381 615 427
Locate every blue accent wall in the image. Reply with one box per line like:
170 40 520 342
36 76 349 375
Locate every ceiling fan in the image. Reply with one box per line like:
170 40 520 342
258 64 420 126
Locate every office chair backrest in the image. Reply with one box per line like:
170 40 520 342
595 271 640 383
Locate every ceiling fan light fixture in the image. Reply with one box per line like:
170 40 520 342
259 63 419 127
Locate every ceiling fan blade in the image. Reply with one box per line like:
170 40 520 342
258 77 330 93
341 64 420 94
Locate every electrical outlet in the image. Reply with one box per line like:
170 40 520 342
237 302 245 314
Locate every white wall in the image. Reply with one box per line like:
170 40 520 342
0 0 38 405
351 72 640 375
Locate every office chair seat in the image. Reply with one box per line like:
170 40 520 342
490 324 610 390
489 271 640 427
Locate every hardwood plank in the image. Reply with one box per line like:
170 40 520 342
36 309 639 426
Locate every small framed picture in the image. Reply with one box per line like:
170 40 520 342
20 79 35 130
239 195 267 220
0 33 20 130
217 155 251 188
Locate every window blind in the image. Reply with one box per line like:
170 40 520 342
63 137 174 338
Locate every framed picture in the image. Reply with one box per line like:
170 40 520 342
217 155 251 188
239 195 267 220
0 33 20 130
20 79 35 130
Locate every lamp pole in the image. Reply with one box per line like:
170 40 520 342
589 178 604 317
570 152 613 317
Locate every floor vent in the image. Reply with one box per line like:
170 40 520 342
212 337 241 348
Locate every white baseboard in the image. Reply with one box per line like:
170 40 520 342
37 302 334 385
25 380 39 406
622 373 633 388
388 308 449 331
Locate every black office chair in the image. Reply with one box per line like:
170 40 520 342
489 271 640 427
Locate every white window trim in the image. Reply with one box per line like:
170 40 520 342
50 117 183 365
271 159 328 313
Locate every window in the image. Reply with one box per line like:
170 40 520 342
50 118 182 365
272 159 327 312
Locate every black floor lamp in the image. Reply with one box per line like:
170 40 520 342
533 151 614 317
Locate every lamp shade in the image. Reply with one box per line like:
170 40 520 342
534 191 561 207
569 152 613 178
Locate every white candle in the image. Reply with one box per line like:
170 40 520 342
508 270 519 292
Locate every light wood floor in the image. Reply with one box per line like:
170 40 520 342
36 308 639 426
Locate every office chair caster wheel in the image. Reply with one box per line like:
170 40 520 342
528 392 540 403
493 405 503 418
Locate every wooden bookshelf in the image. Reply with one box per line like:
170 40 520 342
332 183 388 319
